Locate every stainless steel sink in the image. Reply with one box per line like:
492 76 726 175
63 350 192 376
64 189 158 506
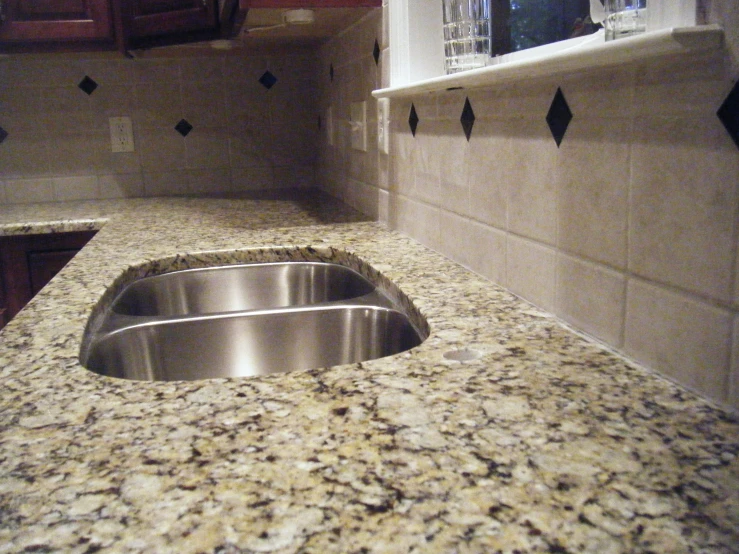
112 262 375 316
85 305 422 381
81 260 426 381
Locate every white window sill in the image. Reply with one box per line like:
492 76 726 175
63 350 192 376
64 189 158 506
372 25 724 99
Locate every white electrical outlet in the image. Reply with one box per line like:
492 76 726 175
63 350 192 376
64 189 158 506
350 101 367 152
377 98 390 155
109 116 135 153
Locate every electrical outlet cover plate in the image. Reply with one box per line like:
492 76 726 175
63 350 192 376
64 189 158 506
350 101 367 152
109 116 135 153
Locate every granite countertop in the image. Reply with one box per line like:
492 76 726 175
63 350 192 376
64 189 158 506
1 192 738 553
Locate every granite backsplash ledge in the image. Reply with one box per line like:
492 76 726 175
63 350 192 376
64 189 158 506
0 193 738 553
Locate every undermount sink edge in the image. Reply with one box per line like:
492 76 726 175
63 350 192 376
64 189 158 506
79 247 429 382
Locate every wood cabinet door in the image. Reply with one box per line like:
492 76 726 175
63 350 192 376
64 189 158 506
0 231 97 330
0 0 114 42
125 0 218 39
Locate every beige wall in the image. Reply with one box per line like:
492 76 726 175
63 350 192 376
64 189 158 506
0 49 318 202
317 5 739 412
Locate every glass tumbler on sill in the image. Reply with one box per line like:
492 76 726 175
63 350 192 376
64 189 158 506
603 0 647 41
442 0 491 74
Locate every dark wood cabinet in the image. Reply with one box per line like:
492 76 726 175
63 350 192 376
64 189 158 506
0 231 96 330
123 0 219 45
0 0 115 50
0 0 220 52
0 0 382 52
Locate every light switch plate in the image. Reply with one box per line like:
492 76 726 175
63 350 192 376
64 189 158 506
109 116 134 153
350 101 367 152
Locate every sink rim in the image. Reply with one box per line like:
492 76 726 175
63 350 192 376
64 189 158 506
79 248 431 380
109 260 378 317
84 303 424 381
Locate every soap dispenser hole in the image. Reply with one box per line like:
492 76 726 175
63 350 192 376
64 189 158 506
443 348 482 362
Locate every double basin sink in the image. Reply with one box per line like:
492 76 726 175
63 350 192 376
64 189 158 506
81 260 426 381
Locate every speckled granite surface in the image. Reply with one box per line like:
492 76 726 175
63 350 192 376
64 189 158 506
1 192 738 553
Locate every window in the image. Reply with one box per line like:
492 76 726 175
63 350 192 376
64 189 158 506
389 0 700 88
491 0 596 56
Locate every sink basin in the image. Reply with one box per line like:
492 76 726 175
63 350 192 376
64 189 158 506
84 305 422 381
112 262 375 316
81 258 427 381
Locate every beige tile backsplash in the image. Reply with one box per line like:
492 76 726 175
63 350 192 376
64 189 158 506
316 7 739 411
625 279 733 403
0 50 318 200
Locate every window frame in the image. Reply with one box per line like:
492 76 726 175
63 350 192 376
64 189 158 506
389 0 699 88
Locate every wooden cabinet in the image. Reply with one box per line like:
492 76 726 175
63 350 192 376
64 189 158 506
0 0 382 52
0 231 96 330
0 0 220 52
123 0 218 42
0 0 115 50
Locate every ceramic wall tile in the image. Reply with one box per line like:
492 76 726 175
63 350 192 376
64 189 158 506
271 123 318 167
274 166 315 190
506 235 556 312
0 86 45 134
228 119 274 169
557 118 630 269
635 52 727 117
98 173 145 199
185 128 230 170
53 176 99 201
556 254 626 347
142 171 189 196
505 121 559 245
187 169 232 194
465 219 507 287
181 83 228 128
558 66 636 119
138 130 186 172
467 120 508 231
0 134 51 178
47 133 106 175
624 279 732 405
630 116 739 303
231 167 274 190
731 317 739 411
179 56 224 83
89 84 135 117
392 195 440 251
4 178 55 203
134 83 183 130
82 59 136 85
134 60 180 84
412 121 444 205
438 122 472 217
377 188 390 223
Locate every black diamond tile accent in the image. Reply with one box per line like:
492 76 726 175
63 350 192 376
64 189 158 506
373 39 381 66
0 126 8 144
330 63 334 82
175 119 193 137
259 71 277 89
460 97 475 141
546 87 572 147
718 80 739 150
78 75 98 95
409 104 419 137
